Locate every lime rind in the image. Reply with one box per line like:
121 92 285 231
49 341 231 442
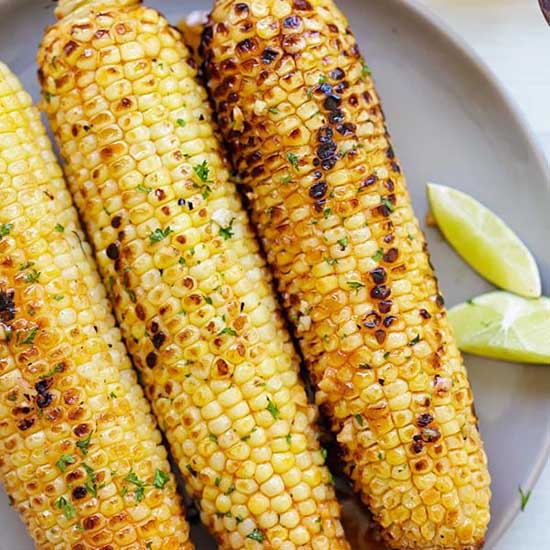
449 292 550 364
427 183 541 298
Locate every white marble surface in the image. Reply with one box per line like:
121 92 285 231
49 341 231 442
418 1 550 548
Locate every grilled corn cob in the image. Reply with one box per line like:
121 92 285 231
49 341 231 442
201 1 491 548
38 2 350 549
0 61 192 550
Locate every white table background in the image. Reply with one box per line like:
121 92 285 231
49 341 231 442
418 1 550 548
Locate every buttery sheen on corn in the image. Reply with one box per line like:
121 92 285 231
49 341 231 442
201 1 491 548
0 62 192 550
38 2 349 549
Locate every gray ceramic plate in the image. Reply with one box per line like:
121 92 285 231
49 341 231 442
0 0 549 549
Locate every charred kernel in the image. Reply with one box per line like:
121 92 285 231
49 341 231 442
374 330 386 344
135 304 146 321
318 82 333 96
331 68 345 80
36 392 53 409
83 515 100 531
363 312 381 329
370 268 386 284
363 90 373 103
421 427 441 443
74 423 90 437
234 2 249 14
383 234 394 244
261 48 279 64
35 379 51 394
321 157 337 171
419 308 431 319
236 38 258 56
385 179 395 192
412 440 424 454
391 162 401 173
63 40 78 57
106 243 119 260
364 175 377 187
334 81 349 94
146 352 157 368
323 94 341 111
317 127 333 143
378 300 393 314
371 285 391 300
383 315 397 328
335 122 356 136
378 378 385 386
152 332 166 350
383 248 398 263
293 0 313 10
417 413 433 427
18 418 34 431
72 486 87 500
328 109 344 123
154 189 166 201
436 294 445 307
317 142 337 160
314 199 326 212
0 289 16 323
283 15 301 29
309 181 327 199
387 147 395 159
348 94 358 107
111 215 122 229
327 23 339 33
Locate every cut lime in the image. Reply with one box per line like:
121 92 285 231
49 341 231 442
449 291 550 364
427 183 541 298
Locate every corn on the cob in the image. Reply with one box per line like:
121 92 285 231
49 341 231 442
38 2 350 549
0 61 192 550
200 1 491 548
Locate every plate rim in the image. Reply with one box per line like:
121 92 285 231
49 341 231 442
385 0 550 546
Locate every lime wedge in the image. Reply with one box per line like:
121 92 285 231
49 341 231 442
427 183 541 298
449 292 550 363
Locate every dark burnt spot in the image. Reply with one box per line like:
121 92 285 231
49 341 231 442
154 189 166 201
318 82 332 96
383 234 394 244
317 126 333 143
417 413 433 427
83 515 100 531
378 300 393 314
135 304 146 321
313 170 323 180
18 418 34 431
370 267 387 284
261 48 279 64
336 122 356 136
152 332 166 350
349 44 361 58
374 330 386 344
314 199 326 213
293 0 312 9
283 15 301 29
111 216 122 229
94 29 109 39
387 147 395 159
239 21 253 33
146 352 157 368
348 94 359 107
63 41 78 57
74 423 89 437
363 312 381 329
363 175 378 188
72 486 87 500
414 459 428 472
323 94 341 111
383 248 398 263
309 181 327 199
435 294 445 307
150 321 159 333
421 427 441 443
36 392 53 409
411 440 424 454
106 243 119 260
321 157 337 171
371 285 391 300
391 162 401 173
13 406 32 415
362 91 372 103
327 23 339 33
317 141 337 161
331 68 345 80
234 2 249 14
161 206 170 216
0 290 16 323
379 204 392 218
419 309 431 320
383 316 397 328
236 38 258 56
334 81 349 94
227 92 238 104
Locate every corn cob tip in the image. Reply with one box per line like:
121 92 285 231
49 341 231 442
55 0 141 19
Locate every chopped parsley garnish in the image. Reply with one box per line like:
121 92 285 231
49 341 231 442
53 294 64 301
225 485 236 495
41 363 64 379
337 237 348 250
56 454 76 473
361 61 371 78
268 108 278 115
203 295 213 305
355 414 365 427
320 447 328 461
287 152 299 169
219 218 235 241
21 327 38 346
347 281 364 293
176 118 186 128
266 397 279 419
235 515 244 524
285 434 292 446
82 463 97 497
193 160 210 183
125 471 147 502
409 334 421 346
149 226 173 244
178 256 186 266
381 198 395 212
383 351 390 360
215 477 221 487
372 248 384 262
24 269 41 283
55 496 77 520
219 327 237 337
246 529 264 543
109 392 117 399
54 223 65 233
466 299 475 305
209 433 218 443
280 174 292 184
519 486 532 511
76 431 93 456
44 91 52 103
0 223 13 238
323 208 331 219
326 257 338 266
137 183 152 193
318 74 328 84
153 469 170 489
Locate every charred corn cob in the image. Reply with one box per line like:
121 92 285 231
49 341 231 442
201 1 491 548
0 61 192 550
38 2 350 549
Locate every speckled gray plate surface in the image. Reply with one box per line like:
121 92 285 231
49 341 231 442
0 0 549 549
